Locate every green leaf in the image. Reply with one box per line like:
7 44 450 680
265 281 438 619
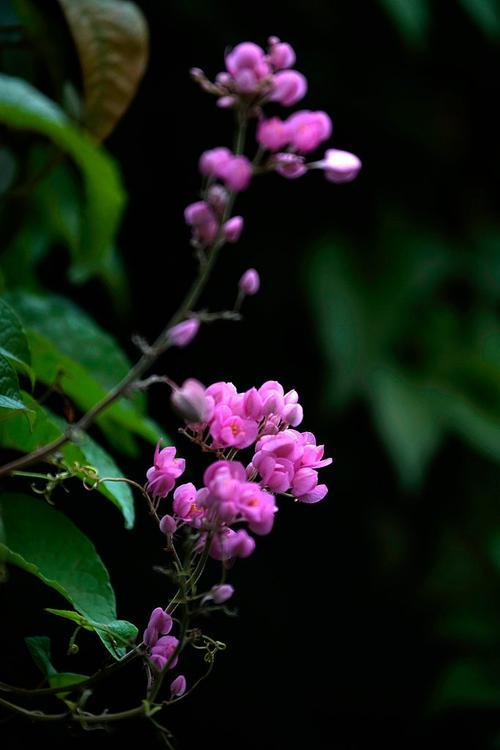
4 290 141 400
21 328 159 451
0 354 30 415
25 636 87 697
431 387 500 465
3 291 163 451
46 608 138 650
0 493 135 658
368 366 442 489
379 0 431 46
58 0 149 141
0 392 135 528
25 635 57 676
0 73 126 281
308 243 371 407
0 297 33 382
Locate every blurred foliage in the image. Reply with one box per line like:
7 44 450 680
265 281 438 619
0 0 151 660
379 0 500 44
309 218 500 490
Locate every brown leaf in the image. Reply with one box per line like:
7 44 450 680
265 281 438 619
58 0 149 141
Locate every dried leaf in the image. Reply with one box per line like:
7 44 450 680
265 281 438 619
58 0 149 141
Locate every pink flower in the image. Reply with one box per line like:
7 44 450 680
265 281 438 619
172 483 205 528
269 70 307 106
298 483 328 504
184 201 213 226
171 378 209 423
170 674 187 697
203 460 247 487
223 216 244 243
318 148 361 183
286 110 332 153
150 635 179 671
218 155 252 191
237 484 277 535
257 117 290 151
282 402 303 427
242 386 263 419
146 444 185 498
209 527 256 560
206 583 235 604
199 147 232 177
273 152 307 179
184 201 219 244
259 380 285 417
225 42 270 93
143 607 172 647
210 404 258 449
252 451 295 492
268 39 296 70
239 268 260 296
168 319 200 348
206 381 237 406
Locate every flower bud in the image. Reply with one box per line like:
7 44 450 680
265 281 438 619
269 42 296 70
159 514 177 536
269 70 307 106
223 216 244 243
171 378 208 423
168 319 200 348
170 674 187 697
319 149 361 184
184 201 214 226
239 268 260 296
211 584 235 604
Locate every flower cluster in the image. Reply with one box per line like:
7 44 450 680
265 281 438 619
184 36 360 250
143 607 186 696
146 380 331 562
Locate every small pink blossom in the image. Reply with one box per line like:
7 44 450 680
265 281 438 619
172 482 205 528
223 216 244 243
286 110 332 153
237 484 277 535
268 40 296 70
199 147 232 177
209 527 256 560
257 117 290 151
269 70 307 106
225 42 270 93
184 200 214 225
146 444 185 498
207 381 237 404
168 319 200 348
242 387 263 419
273 152 307 179
170 674 187 697
150 635 179 671
218 155 252 191
210 405 258 449
143 607 172 647
239 268 260 296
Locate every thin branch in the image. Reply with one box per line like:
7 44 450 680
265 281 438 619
0 236 225 479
